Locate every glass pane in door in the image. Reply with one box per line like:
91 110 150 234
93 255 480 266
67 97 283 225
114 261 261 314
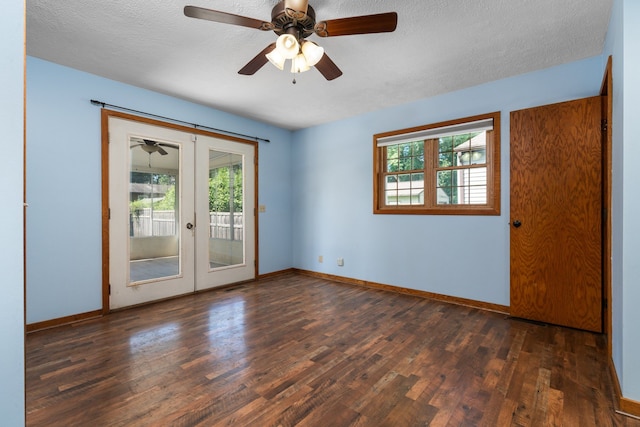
128 137 181 283
208 150 244 269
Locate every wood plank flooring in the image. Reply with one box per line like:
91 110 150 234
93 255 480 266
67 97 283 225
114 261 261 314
26 273 638 426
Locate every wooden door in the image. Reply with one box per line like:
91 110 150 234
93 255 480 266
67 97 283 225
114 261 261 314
510 97 602 332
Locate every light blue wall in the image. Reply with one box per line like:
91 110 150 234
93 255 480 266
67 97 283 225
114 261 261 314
292 56 604 307
605 0 640 402
622 0 640 402
0 1 26 424
605 0 625 394
26 57 293 324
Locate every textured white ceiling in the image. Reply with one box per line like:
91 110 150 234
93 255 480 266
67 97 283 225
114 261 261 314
26 0 612 130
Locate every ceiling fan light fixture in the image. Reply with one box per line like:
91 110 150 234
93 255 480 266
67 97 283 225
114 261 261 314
266 49 286 70
301 41 324 67
275 33 300 59
291 53 310 73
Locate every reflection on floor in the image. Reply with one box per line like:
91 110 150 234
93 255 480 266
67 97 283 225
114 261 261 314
130 256 231 283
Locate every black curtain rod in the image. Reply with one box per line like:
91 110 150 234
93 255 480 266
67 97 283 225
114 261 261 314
90 99 270 143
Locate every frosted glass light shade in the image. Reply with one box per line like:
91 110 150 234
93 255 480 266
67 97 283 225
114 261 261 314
266 49 286 70
291 53 310 73
301 41 324 67
275 34 300 59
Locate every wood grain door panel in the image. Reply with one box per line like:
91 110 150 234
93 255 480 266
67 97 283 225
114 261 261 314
510 97 602 332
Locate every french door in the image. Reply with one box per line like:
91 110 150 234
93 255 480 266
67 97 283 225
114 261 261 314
107 114 255 310
194 132 255 290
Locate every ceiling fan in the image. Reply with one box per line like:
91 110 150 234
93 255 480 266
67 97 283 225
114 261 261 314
184 0 398 81
130 138 176 156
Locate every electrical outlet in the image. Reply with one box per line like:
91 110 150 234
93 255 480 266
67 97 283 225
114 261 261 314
259 205 266 213
337 257 344 266
318 255 323 263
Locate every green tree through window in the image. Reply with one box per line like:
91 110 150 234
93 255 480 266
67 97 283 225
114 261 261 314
209 165 243 213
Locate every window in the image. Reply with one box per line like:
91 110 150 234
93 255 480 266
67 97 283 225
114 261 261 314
129 171 178 237
208 151 244 241
374 112 500 215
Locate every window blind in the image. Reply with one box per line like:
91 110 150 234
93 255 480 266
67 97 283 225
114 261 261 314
376 118 493 147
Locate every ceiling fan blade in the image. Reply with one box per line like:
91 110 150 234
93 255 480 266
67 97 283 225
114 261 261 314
238 43 277 75
315 12 398 37
314 53 343 81
157 147 169 156
184 5 272 31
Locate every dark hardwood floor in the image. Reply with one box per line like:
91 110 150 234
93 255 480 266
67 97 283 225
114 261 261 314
26 273 638 426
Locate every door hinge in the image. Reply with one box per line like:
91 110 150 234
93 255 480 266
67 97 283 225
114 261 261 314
109 284 111 295
601 119 608 132
108 208 111 220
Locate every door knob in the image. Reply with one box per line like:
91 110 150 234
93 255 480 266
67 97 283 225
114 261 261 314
512 220 522 228
186 222 194 230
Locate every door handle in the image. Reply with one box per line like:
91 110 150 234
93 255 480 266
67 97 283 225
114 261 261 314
186 222 194 230
512 220 522 228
